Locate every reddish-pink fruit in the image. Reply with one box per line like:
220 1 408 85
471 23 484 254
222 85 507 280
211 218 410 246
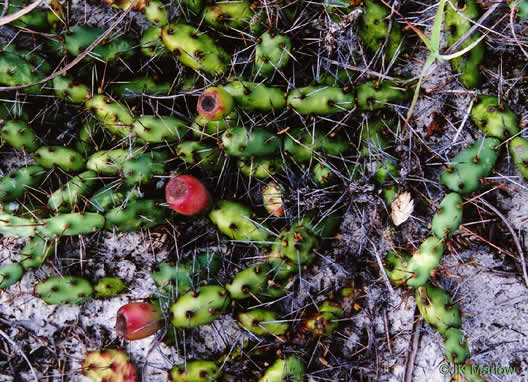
165 175 212 216
83 348 137 382
115 302 162 341
196 87 233 121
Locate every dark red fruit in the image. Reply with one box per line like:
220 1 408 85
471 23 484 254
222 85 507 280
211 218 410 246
165 175 212 216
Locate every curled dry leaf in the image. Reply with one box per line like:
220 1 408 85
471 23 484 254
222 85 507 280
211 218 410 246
391 191 414 226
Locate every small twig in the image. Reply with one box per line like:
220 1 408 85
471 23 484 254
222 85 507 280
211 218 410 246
0 0 9 17
383 310 392 354
460 225 514 258
0 0 138 92
477 197 528 288
0 0 42 26
404 310 421 382
368 238 394 295
0 328 39 382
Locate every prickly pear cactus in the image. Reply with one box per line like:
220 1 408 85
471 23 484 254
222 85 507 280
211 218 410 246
169 285 230 328
168 360 221 382
35 276 94 304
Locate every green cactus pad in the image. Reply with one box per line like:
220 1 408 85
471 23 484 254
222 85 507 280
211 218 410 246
176 141 226 170
255 32 291 76
88 185 126 213
104 200 166 232
0 120 38 152
405 237 444 288
302 211 343 238
324 0 355 21
168 360 222 382
303 311 339 337
0 100 28 121
278 222 318 265
283 128 318 162
440 138 501 194
312 163 335 186
169 285 230 328
1 45 51 74
222 127 281 158
85 95 134 137
34 146 86 172
374 160 398 185
227 263 272 300
145 0 168 26
76 120 100 157
416 283 461 335
222 81 286 111
512 0 528 19
446 0 484 89
161 23 229 75
5 0 50 30
238 157 280 179
20 235 56 269
357 80 408 111
320 300 345 318
63 26 135 62
359 0 403 62
191 112 236 138
283 128 349 163
287 86 355 115
133 115 189 143
383 184 399 206
209 200 269 242
140 26 169 57
430 193 463 239
443 328 470 364
86 149 131 174
238 308 289 336
203 1 253 30
0 165 45 201
0 263 24 289
471 95 519 140
35 276 93 304
510 136 528 179
0 49 49 94
52 75 90 104
152 253 221 297
259 356 305 382
48 170 98 212
360 119 395 157
384 250 412 286
122 151 167 186
111 76 173 98
93 277 126 298
0 213 35 237
181 0 204 15
38 212 104 237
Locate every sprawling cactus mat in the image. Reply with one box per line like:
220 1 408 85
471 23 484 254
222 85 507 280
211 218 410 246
1 0 528 381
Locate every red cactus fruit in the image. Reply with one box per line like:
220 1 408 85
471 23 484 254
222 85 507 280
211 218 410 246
83 348 137 382
197 87 233 120
115 302 162 341
165 175 212 216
